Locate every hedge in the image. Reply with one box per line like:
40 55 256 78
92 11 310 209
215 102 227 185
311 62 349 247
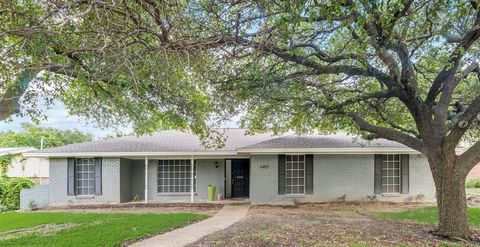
0 177 35 210
467 178 480 189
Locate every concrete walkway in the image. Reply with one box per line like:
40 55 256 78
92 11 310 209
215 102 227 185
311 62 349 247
130 205 250 247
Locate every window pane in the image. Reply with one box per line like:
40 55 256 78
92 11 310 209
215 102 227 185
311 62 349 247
285 155 305 195
381 154 401 194
75 158 95 195
298 163 304 170
157 160 196 193
298 187 304 194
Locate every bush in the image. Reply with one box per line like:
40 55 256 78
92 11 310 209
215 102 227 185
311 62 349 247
0 177 35 210
0 177 6 202
466 178 480 189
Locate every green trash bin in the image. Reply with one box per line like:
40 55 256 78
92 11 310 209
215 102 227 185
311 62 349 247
208 184 216 201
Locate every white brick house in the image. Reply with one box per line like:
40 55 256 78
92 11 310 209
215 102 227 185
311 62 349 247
21 129 436 209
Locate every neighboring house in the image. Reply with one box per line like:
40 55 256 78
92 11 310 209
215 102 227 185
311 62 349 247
22 129 436 208
1 147 49 184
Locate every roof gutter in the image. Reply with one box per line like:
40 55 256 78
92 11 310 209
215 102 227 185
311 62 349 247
23 151 240 158
23 148 426 157
237 148 422 154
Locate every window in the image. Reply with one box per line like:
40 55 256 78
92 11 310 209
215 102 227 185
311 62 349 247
75 158 95 196
381 154 401 193
157 160 196 193
285 154 305 195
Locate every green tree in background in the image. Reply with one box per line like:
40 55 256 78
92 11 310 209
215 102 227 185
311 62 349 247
0 123 92 175
0 123 92 149
0 124 90 209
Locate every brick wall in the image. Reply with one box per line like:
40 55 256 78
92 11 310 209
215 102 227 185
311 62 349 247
48 158 121 206
250 154 436 204
120 158 133 202
146 159 225 202
20 185 49 211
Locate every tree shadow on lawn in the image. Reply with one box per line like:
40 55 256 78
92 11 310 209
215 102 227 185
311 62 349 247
190 203 480 246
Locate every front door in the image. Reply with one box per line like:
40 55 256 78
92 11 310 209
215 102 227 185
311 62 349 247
231 159 249 197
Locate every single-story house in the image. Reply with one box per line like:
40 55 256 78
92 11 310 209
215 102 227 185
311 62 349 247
1 147 49 184
21 129 436 208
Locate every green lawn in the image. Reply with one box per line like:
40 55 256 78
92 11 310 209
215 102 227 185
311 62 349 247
376 206 480 226
0 212 207 246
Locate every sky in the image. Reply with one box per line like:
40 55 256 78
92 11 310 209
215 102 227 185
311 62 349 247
0 101 132 139
0 100 241 139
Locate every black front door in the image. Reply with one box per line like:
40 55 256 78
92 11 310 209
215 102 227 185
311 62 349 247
231 159 249 197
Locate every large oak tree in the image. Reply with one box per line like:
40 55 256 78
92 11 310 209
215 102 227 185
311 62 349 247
1 0 480 239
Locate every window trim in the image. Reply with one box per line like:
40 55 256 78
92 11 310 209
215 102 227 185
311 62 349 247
285 154 306 196
157 159 197 195
74 157 96 196
381 154 402 195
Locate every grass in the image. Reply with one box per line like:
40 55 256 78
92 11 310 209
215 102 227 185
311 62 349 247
0 212 207 246
376 206 480 227
466 177 480 189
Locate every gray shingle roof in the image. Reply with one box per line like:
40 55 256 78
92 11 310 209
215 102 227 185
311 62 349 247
26 129 408 155
238 135 406 149
0 147 37 156
29 129 275 154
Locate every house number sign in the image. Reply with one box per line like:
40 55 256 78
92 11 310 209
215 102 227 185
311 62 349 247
260 165 269 169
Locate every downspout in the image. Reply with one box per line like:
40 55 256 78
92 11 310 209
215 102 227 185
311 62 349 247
191 156 194 203
145 156 148 203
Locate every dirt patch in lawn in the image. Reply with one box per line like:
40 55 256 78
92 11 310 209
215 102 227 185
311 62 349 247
467 194 480 207
0 224 78 240
190 202 480 246
42 203 222 216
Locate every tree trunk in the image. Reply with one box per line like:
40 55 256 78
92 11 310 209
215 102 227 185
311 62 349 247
432 159 471 240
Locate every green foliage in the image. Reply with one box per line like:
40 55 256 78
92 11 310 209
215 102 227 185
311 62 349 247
0 154 14 176
1 0 479 142
0 123 92 149
0 177 35 210
0 212 207 246
466 178 480 188
0 0 214 136
0 123 91 175
376 206 480 227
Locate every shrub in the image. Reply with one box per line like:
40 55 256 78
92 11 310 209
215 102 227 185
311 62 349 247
466 178 480 188
367 195 377 201
0 176 7 202
416 194 425 201
28 199 38 210
0 177 35 210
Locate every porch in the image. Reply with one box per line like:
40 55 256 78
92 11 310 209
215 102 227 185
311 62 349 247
118 157 250 204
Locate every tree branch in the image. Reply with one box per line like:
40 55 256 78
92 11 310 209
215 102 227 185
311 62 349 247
445 94 480 149
233 38 397 89
457 140 480 171
426 8 480 104
348 112 424 152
